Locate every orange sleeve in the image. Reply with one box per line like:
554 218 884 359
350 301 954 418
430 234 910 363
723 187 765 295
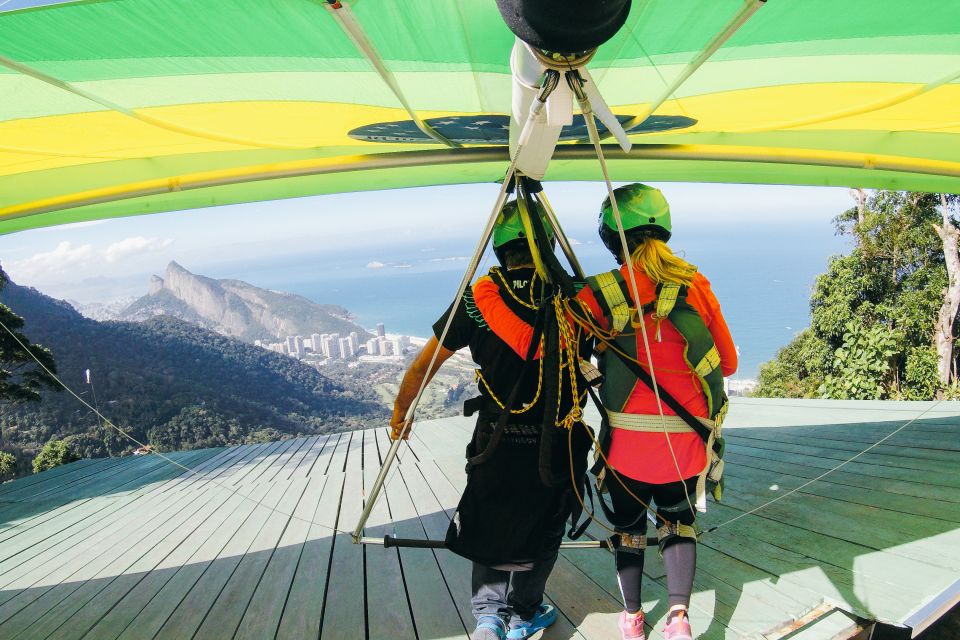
575 285 609 331
688 273 738 377
472 277 536 358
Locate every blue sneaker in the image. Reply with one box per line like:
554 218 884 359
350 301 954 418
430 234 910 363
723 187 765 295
507 604 558 639
473 615 507 640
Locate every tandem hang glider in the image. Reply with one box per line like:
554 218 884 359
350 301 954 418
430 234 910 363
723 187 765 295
1 0 960 236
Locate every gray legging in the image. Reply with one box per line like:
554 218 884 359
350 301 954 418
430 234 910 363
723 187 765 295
606 474 698 614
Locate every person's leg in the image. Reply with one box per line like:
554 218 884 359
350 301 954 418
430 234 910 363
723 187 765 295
653 477 698 639
606 473 653 615
472 562 511 639
606 472 654 640
506 552 558 622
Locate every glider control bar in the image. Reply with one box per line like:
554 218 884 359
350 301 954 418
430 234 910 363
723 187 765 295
357 536 659 550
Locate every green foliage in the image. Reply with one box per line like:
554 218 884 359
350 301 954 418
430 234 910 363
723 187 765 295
754 330 830 398
819 322 896 399
759 191 960 399
32 439 75 473
903 346 940 401
0 266 59 403
0 452 15 481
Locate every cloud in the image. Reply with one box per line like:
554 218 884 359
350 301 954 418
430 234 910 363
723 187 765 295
366 261 386 269
104 236 172 263
9 241 96 280
428 256 469 262
568 238 582 246
8 236 173 282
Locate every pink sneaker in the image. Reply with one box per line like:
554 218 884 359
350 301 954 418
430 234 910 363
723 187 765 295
662 610 693 640
618 611 646 640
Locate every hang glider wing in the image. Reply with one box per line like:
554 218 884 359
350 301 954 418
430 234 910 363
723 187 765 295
1 0 959 233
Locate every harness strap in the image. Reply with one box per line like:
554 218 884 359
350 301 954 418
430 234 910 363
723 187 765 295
694 345 721 378
608 411 713 433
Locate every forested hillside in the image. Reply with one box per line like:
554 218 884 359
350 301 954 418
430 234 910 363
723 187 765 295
755 191 959 400
0 273 387 476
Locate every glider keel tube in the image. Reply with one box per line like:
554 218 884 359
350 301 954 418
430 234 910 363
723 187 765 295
5 144 960 223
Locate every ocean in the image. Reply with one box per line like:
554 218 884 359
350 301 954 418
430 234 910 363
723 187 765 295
206 221 849 379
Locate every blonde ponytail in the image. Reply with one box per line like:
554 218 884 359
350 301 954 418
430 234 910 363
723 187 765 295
630 238 696 286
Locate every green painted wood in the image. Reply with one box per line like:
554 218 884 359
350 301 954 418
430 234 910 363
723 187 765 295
153 480 289 638
724 434 959 477
319 466 365 639
235 474 329 640
275 472 343 640
0 468 243 637
222 440 288 486
788 608 862 640
363 429 418 640
22 477 237 640
193 478 310 639
0 453 207 581
730 429 959 465
274 434 322 481
376 429 473 638
724 453 960 522
82 485 251 638
115 483 271 640
0 449 218 546
324 431 353 475
290 433 336 480
234 439 301 486
264 437 313 482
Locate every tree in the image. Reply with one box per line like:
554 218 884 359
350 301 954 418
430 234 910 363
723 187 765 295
0 266 59 403
32 439 75 473
0 452 15 481
933 194 960 387
756 190 960 399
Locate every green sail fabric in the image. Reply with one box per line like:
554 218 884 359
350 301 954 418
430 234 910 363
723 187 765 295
1 0 959 233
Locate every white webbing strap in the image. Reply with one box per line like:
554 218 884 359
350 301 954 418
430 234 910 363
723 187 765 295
607 411 713 433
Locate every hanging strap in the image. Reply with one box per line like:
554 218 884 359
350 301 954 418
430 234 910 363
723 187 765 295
607 411 714 433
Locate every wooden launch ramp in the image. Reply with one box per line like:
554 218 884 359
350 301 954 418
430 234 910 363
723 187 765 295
0 398 957 639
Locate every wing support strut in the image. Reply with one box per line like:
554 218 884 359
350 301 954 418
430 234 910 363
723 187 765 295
322 1 461 148
610 0 766 139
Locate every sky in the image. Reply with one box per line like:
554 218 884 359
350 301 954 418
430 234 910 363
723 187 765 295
0 181 855 303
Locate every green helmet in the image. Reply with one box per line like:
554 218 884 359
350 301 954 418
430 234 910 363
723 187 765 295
493 199 555 266
598 183 671 259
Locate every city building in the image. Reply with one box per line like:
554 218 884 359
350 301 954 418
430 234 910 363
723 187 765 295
323 335 340 359
366 338 380 356
293 335 305 358
311 333 322 353
376 323 385 338
339 337 354 358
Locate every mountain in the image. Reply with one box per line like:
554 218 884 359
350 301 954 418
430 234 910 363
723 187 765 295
0 274 388 468
118 261 371 343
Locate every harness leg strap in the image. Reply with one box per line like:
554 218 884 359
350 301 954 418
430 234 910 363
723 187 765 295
656 522 698 554
611 532 647 556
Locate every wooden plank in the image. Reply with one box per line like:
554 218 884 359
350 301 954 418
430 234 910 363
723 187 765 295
324 431 352 476
725 453 960 523
19 476 237 640
223 440 288 486
0 469 239 637
84 486 251 639
318 465 365 639
234 474 329 640
730 429 959 465
154 480 293 638
275 434 322 482
303 433 341 478
290 433 335 480
0 449 217 546
115 482 272 640
262 437 313 483
381 437 468 640
725 434 959 477
235 438 301 486
363 429 417 640
192 478 310 639
275 472 343 640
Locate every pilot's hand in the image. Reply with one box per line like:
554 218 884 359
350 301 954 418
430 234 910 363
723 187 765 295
389 409 411 441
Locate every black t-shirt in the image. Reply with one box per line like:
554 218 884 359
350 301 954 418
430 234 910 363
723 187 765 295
433 267 547 425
